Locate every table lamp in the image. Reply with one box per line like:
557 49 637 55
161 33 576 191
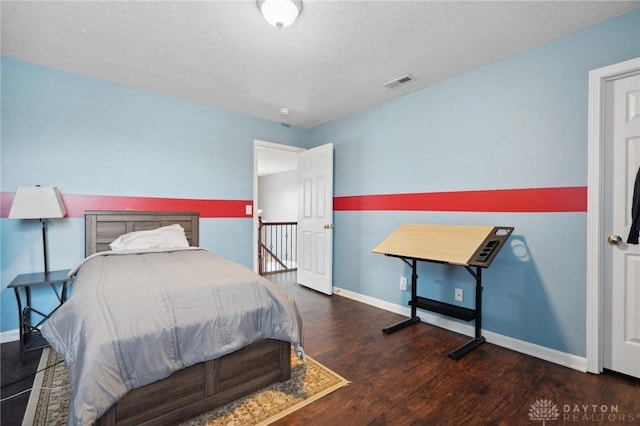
9 185 67 274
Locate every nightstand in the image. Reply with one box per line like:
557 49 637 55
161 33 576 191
8 269 72 360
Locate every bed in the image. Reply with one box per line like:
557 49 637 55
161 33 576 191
41 210 304 426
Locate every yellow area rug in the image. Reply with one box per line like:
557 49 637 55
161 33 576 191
23 347 349 426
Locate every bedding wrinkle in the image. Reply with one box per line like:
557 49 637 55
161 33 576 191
172 254 225 361
41 248 304 425
140 253 183 373
99 255 137 422
101 256 134 389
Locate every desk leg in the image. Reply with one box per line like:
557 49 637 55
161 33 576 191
448 336 486 360
448 266 485 360
383 259 421 334
61 281 68 303
383 317 421 334
13 287 25 361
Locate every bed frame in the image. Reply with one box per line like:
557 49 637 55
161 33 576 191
83 211 291 426
85 210 200 256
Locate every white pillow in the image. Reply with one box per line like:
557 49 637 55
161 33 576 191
109 224 190 251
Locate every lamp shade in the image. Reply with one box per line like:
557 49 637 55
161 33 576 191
258 0 302 29
8 186 67 219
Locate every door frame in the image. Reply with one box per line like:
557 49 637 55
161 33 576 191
586 57 640 374
252 140 305 272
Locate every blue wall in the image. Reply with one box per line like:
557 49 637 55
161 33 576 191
2 10 639 358
0 58 307 331
308 10 640 357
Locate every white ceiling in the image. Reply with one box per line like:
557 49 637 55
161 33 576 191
1 1 639 129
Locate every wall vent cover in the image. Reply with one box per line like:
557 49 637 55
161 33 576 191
384 74 414 89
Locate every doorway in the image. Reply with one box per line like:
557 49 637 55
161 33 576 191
253 140 304 274
586 57 640 377
253 140 335 295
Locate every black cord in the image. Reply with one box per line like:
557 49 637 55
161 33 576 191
0 359 64 390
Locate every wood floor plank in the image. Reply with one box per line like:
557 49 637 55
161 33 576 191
1 341 43 426
2 271 638 425
271 273 640 426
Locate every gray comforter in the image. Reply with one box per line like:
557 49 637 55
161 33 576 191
41 248 304 425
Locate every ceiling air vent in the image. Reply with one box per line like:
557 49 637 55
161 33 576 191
383 74 414 89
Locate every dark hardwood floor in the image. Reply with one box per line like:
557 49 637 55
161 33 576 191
1 341 43 425
2 271 639 425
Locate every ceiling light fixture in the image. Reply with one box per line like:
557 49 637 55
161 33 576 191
257 0 302 30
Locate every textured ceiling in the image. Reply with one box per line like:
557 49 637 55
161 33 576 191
2 1 639 129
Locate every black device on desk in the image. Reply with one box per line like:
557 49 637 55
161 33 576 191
8 269 72 360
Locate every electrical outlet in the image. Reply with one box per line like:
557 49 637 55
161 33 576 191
455 288 463 302
400 276 407 291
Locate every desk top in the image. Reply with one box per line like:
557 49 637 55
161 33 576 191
8 270 71 288
372 224 513 267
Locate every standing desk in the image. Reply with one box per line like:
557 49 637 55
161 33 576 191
372 224 513 360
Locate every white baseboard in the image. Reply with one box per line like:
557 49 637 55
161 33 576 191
333 286 587 372
1 329 20 344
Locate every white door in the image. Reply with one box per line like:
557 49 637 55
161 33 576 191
603 70 640 378
298 143 334 295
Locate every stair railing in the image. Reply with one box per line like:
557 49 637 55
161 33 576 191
258 218 297 275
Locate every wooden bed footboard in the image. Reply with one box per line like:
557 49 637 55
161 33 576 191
95 339 291 426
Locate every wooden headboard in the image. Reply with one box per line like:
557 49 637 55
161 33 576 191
85 210 200 256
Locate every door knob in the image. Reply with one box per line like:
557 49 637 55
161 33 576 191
324 224 334 230
607 235 622 245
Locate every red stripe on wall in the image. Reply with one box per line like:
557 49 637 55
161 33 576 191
0 192 14 217
333 187 587 213
1 193 253 218
1 186 586 218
